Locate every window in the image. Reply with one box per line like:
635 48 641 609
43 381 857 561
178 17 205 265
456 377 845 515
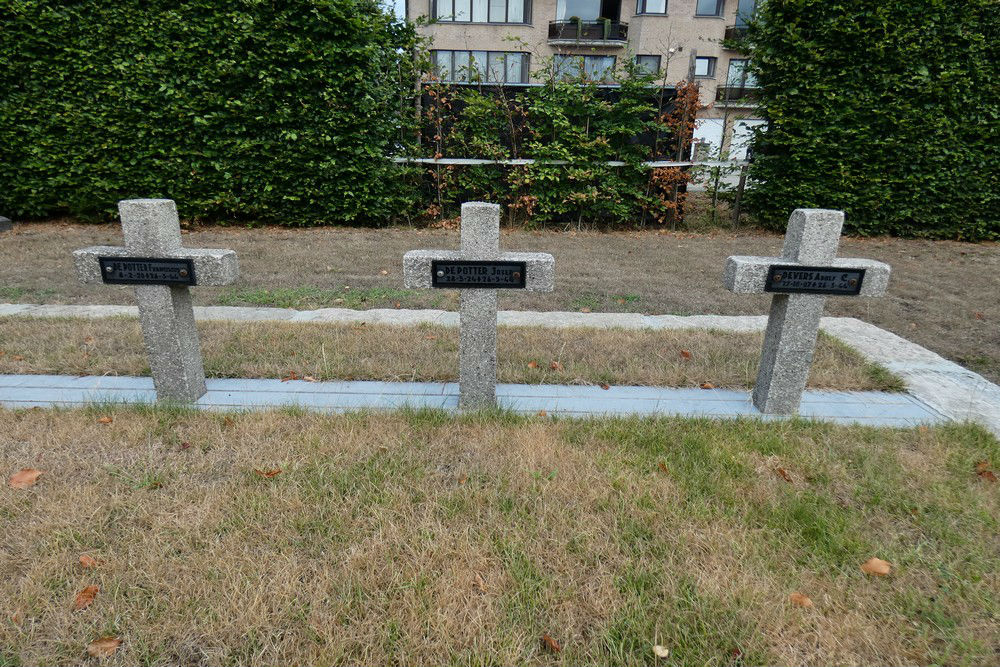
556 0 601 20
434 0 529 22
694 56 716 77
726 58 757 87
432 50 530 83
554 54 616 81
734 0 755 26
636 0 666 14
695 0 723 15
636 55 661 75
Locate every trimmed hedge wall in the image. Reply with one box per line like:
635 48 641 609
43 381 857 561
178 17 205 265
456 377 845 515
0 0 417 225
744 0 999 239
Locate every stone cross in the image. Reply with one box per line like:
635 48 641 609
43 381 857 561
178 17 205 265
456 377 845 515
403 202 554 410
73 199 239 402
723 209 891 414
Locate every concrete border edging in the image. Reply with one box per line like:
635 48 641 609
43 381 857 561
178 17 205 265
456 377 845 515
2 303 998 436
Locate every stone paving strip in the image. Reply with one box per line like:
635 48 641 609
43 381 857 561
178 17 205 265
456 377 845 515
2 302 998 436
0 374 943 428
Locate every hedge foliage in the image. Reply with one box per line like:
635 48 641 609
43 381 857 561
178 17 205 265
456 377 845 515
744 0 1000 239
0 0 418 225
416 63 697 227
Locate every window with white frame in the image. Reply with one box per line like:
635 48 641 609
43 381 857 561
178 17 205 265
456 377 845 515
635 55 661 75
433 0 528 22
553 54 616 81
694 56 716 77
695 0 723 15
636 0 667 14
433 50 530 83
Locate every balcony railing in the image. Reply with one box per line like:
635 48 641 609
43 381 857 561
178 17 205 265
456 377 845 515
548 19 628 45
715 85 760 105
724 25 749 41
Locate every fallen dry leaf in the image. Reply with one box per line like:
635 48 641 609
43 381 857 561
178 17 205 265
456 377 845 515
978 469 997 482
861 557 892 576
975 460 991 473
537 410 547 417
73 585 100 611
541 634 562 653
425 335 438 341
657 462 668 474
775 467 793 483
79 554 102 569
83 336 95 345
254 468 282 478
87 637 122 658
680 349 692 360
458 475 468 485
699 382 715 389
379 269 389 275
394 302 401 308
97 416 113 424
789 592 813 607
302 375 318 383
974 311 984 320
280 371 300 382
599 383 611 390
549 361 563 371
12 354 23 361
527 361 539 369
9 468 43 489
653 645 670 659
179 442 192 451
579 307 591 313
472 572 486 594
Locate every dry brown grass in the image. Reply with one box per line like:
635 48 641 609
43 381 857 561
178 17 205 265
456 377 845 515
0 316 901 391
1 408 997 665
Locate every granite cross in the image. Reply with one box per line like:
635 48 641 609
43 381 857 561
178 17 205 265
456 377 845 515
73 199 239 402
723 209 891 414
403 202 555 410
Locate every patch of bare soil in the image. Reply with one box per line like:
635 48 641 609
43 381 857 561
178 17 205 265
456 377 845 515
1 221 997 382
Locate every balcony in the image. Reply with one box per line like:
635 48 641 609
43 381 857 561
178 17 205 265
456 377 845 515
723 24 749 50
548 19 628 46
715 85 759 106
725 25 748 40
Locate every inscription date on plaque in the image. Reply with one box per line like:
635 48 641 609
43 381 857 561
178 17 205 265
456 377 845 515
99 257 197 286
765 265 864 295
432 260 526 289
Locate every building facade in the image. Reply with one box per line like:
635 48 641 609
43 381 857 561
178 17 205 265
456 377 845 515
406 0 762 158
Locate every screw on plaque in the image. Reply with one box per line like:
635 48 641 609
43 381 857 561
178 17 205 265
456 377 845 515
436 270 444 277
774 274 783 282
179 269 189 277
849 278 857 286
513 272 521 280
105 265 114 273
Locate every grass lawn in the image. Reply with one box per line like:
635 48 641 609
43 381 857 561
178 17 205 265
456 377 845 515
0 317 903 391
2 407 998 665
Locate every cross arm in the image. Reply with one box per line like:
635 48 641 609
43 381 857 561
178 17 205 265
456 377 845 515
73 246 240 286
403 250 555 292
723 255 890 296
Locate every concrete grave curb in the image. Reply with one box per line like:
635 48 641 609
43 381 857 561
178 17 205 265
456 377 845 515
2 302 998 437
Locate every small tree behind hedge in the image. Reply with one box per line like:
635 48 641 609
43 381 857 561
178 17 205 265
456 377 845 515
744 0 999 239
0 0 418 225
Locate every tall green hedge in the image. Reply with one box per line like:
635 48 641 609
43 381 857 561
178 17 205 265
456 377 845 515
745 0 999 239
0 0 417 225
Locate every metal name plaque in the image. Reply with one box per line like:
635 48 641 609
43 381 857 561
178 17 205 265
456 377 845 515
98 257 197 286
765 265 865 295
432 260 527 289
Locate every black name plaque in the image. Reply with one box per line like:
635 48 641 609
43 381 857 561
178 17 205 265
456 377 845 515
432 260 527 289
98 257 197 286
764 265 865 295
